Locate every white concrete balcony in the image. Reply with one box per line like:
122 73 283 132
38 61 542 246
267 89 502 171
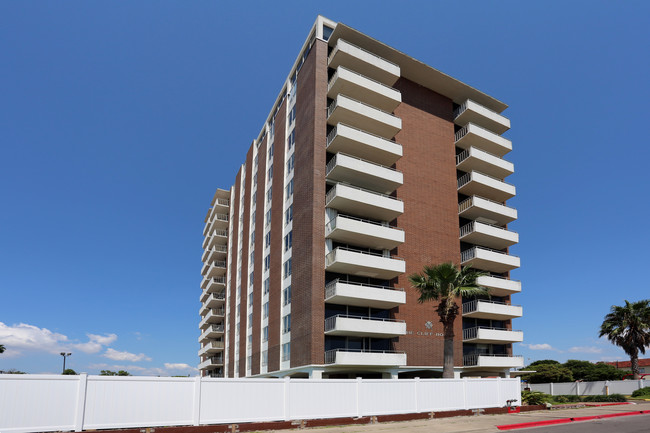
454 99 510 135
476 275 521 297
198 341 225 356
461 246 520 273
327 124 403 166
199 308 226 329
455 123 512 157
328 39 400 86
201 276 226 293
324 279 406 309
324 349 406 366
198 355 224 370
456 147 514 180
199 324 225 342
457 171 516 203
208 229 228 249
459 221 518 250
326 153 403 195
206 260 227 278
462 326 524 344
324 315 407 338
463 354 524 369
202 291 226 308
328 95 402 139
206 245 228 264
209 213 229 232
458 196 517 226
325 214 404 250
325 247 405 280
326 183 404 221
462 300 523 320
328 66 401 112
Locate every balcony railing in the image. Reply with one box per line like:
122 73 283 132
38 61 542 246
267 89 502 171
328 39 399 69
457 171 514 189
459 221 510 237
327 152 400 177
324 348 406 364
462 326 521 340
462 299 520 313
461 246 518 263
326 183 403 206
325 246 404 267
463 353 523 366
324 314 405 332
212 229 228 237
324 278 403 299
458 195 514 213
328 67 402 95
327 99 338 118
454 99 503 119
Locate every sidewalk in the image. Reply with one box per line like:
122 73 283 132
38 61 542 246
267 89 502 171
269 401 650 433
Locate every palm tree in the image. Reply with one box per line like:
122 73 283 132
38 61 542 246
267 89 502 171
409 262 488 378
0 344 5 354
599 299 650 380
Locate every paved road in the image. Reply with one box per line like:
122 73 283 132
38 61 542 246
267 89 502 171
526 414 650 433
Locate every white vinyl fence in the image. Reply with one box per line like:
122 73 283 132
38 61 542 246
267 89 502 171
527 379 647 396
0 374 520 433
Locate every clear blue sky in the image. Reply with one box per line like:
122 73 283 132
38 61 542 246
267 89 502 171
1 1 649 375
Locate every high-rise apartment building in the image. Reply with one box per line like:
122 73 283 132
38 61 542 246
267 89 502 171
198 16 523 379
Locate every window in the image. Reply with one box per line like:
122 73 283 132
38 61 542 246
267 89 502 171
286 153 295 173
283 258 292 278
284 231 292 251
249 251 254 265
322 25 334 41
254 154 259 167
247 355 252 366
267 164 273 181
288 107 296 126
250 230 255 245
265 209 272 227
263 277 270 294
265 231 271 248
269 121 274 138
263 302 269 319
264 255 271 272
248 293 253 307
253 173 257 186
268 143 274 160
287 130 295 149
283 285 292 306
286 179 294 197
266 188 272 203
248 313 253 328
262 350 268 366
285 205 293 225
282 314 291 334
249 271 254 283
263 326 268 342
282 343 290 362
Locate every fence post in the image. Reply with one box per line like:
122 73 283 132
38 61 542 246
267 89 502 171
496 377 501 406
576 381 580 396
462 378 468 409
192 376 202 426
356 377 362 418
283 377 291 421
74 373 88 432
414 377 420 413
550 382 553 396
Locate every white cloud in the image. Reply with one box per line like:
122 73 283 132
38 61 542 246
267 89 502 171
0 322 118 357
103 348 151 362
568 346 603 354
520 343 561 352
164 363 198 372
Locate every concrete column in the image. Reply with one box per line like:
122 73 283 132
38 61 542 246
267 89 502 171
453 369 462 379
309 368 324 379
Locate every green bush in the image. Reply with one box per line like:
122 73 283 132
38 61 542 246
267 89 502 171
521 390 551 405
553 395 582 403
582 394 627 402
631 387 650 397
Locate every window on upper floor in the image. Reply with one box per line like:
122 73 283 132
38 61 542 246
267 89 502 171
286 179 294 197
284 231 292 251
286 153 295 174
283 285 292 306
283 258 292 279
282 314 291 334
285 205 293 225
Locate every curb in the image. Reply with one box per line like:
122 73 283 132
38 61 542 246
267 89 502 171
496 410 650 430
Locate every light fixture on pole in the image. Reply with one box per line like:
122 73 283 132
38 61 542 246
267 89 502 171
60 352 71 373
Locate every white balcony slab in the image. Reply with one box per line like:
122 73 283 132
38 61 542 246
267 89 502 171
198 341 225 356
325 248 405 280
462 300 523 320
476 275 521 297
325 350 406 366
328 66 401 112
463 327 524 344
328 39 400 86
461 247 520 273
459 221 518 250
207 261 227 278
327 153 403 195
326 183 404 222
198 356 224 370
456 147 514 180
327 123 403 166
455 123 512 157
328 95 402 139
458 196 517 226
198 325 225 342
325 315 407 338
458 171 516 203
463 355 524 369
455 99 510 134
324 280 406 309
326 215 404 250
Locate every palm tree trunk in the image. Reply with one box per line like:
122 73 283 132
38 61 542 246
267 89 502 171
631 349 640 380
442 319 455 378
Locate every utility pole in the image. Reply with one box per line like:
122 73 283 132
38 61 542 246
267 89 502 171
60 352 71 373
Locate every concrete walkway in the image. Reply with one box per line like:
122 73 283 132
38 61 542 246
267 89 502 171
270 401 650 433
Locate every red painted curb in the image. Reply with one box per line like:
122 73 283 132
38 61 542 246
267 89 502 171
496 410 650 430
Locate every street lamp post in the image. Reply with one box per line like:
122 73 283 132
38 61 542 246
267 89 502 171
60 352 71 373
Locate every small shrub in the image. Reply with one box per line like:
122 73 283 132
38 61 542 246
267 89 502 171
631 387 650 398
552 395 582 403
582 394 626 402
521 390 551 405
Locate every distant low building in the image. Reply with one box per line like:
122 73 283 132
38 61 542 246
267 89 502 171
605 358 650 374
